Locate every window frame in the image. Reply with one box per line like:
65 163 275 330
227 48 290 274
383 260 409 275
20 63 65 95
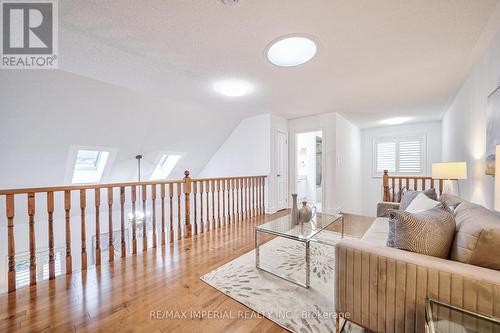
13 247 64 288
372 133 427 178
150 152 184 180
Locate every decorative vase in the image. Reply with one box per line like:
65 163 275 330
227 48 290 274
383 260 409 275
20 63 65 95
298 201 317 224
291 194 299 225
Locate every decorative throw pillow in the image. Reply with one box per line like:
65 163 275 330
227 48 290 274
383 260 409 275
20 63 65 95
438 193 465 211
399 188 438 211
387 190 440 247
405 193 441 213
449 201 500 270
391 204 456 258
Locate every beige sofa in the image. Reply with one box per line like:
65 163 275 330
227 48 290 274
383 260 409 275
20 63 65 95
335 201 500 333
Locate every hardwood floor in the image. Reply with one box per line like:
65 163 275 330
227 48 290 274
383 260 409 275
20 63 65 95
0 211 373 333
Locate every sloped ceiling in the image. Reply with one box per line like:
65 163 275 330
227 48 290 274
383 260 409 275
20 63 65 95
1 0 498 188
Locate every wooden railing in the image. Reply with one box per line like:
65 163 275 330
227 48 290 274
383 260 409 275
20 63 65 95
383 170 444 202
0 171 266 293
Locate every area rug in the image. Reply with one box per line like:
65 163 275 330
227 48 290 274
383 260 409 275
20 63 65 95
201 231 365 333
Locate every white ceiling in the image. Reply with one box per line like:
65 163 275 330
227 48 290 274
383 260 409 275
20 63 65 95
57 0 499 127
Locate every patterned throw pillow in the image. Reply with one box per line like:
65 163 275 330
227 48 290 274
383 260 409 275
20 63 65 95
399 188 438 211
390 204 456 258
386 189 439 247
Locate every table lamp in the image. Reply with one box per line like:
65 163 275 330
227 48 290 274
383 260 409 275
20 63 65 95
496 145 500 212
432 162 467 196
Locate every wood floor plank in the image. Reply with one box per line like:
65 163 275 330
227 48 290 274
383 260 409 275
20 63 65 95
0 211 372 333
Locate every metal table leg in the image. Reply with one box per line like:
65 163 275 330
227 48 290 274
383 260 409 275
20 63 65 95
305 241 310 288
255 228 260 268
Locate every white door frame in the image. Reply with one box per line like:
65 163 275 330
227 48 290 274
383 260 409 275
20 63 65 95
292 130 326 211
275 130 289 211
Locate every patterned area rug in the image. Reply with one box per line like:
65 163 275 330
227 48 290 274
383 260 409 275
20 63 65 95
201 231 365 333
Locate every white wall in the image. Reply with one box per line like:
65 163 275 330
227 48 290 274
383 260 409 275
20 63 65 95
441 27 500 210
289 112 362 215
199 114 288 213
361 121 442 216
199 114 271 178
336 115 362 215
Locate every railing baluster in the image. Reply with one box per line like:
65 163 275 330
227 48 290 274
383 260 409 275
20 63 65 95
211 180 215 230
169 183 174 243
184 171 192 238
193 181 198 236
161 184 166 245
246 178 250 219
252 178 256 217
235 178 243 222
47 192 55 279
7 194 15 292
200 181 204 234
205 181 210 229
64 191 72 273
257 178 261 215
229 179 234 224
262 176 265 214
95 188 101 266
120 186 126 258
177 182 182 240
80 189 87 270
107 187 114 262
222 179 227 225
28 193 37 285
131 186 137 254
217 179 221 228
414 178 418 191
152 184 157 248
142 184 147 252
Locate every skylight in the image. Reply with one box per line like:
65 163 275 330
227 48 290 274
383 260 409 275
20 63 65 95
150 154 182 180
72 149 109 184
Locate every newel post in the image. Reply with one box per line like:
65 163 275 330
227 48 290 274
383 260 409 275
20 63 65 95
383 170 390 202
184 170 192 238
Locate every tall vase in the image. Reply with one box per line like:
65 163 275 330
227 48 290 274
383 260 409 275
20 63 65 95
291 194 299 225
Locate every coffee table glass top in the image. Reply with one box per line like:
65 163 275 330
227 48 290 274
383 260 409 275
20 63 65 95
426 298 500 333
256 213 342 241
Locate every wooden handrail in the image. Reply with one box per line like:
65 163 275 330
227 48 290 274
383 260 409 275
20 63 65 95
2 171 266 293
382 170 444 202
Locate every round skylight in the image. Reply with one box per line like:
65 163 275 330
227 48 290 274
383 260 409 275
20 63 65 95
266 36 317 67
213 79 254 97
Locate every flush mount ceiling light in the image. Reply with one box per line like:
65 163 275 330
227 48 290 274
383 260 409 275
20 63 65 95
266 36 317 67
379 117 413 125
213 79 254 97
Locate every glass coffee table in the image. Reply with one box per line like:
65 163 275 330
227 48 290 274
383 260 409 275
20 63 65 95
255 213 343 288
426 298 500 333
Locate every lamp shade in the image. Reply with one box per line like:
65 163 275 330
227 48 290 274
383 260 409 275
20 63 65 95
496 145 500 212
432 162 467 180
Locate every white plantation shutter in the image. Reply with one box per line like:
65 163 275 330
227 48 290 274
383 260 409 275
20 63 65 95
15 249 63 288
374 135 425 176
376 142 396 173
399 140 422 173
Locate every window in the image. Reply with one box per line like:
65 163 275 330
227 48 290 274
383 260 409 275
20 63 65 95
150 154 182 180
72 149 109 183
374 135 425 176
14 249 63 288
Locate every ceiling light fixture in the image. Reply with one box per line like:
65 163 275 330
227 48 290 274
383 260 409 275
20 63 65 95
379 117 413 126
266 35 317 67
213 79 254 97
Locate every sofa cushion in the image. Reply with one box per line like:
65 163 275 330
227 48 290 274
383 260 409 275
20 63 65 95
400 188 438 211
450 201 500 270
361 217 389 246
391 204 456 259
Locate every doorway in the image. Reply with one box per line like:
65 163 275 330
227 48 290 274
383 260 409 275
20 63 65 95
276 130 288 211
296 131 323 212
